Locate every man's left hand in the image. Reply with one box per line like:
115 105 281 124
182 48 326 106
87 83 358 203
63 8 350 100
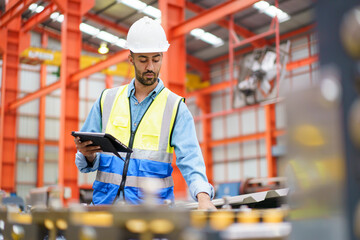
197 192 217 210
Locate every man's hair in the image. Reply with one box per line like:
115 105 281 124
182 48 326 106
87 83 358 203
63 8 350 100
129 51 163 57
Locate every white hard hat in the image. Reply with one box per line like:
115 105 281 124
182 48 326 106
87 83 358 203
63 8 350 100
125 16 170 53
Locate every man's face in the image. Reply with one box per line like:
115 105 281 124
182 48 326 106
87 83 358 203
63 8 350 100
129 52 163 86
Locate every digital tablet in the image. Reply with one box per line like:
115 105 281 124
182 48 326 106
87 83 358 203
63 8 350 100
71 131 132 158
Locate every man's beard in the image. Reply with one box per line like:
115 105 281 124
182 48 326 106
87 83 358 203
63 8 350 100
135 68 159 86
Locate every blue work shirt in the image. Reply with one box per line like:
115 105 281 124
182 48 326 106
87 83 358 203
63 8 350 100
75 78 214 201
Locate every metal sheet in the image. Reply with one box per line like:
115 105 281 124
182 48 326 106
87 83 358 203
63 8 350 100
178 188 289 209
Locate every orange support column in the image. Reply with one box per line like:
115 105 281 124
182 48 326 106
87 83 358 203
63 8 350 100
37 33 47 187
159 0 186 97
265 104 277 177
196 94 213 184
159 0 187 199
58 0 94 204
0 15 21 192
105 75 113 89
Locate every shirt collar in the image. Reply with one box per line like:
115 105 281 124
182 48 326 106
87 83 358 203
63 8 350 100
127 78 164 100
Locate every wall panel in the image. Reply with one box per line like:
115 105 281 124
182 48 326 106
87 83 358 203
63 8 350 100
18 117 39 138
45 119 59 140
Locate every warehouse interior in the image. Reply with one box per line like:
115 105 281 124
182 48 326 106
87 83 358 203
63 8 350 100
0 0 360 239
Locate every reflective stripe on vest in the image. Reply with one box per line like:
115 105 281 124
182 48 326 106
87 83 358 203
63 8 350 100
102 150 173 163
96 170 174 189
101 87 120 133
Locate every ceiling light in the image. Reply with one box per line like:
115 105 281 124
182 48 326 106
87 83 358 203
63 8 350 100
277 11 290 23
253 0 290 23
97 31 119 43
190 28 223 47
57 14 64 23
253 1 270 11
50 12 60 20
80 23 100 36
190 28 205 38
200 32 224 47
143 6 161 19
263 6 278 18
114 38 127 48
98 42 109 54
120 0 146 11
28 3 38 11
119 0 161 21
35 5 44 13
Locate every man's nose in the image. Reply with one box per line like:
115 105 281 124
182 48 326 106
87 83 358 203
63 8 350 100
145 61 154 71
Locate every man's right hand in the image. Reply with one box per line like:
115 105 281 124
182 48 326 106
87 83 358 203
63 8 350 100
74 137 102 162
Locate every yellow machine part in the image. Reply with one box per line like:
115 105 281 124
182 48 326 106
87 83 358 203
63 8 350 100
186 73 210 91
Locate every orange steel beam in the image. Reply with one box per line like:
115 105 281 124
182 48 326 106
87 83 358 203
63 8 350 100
286 55 318 71
85 12 128 35
194 102 260 122
210 132 266 148
233 24 276 49
5 6 314 114
17 138 58 146
8 82 60 111
33 26 99 53
105 75 113 88
186 54 210 81
185 1 269 47
208 128 285 147
37 33 47 188
275 23 315 43
0 0 37 28
0 17 21 192
52 0 94 16
22 3 58 32
170 0 259 39
265 104 277 177
159 0 187 198
58 0 93 204
209 24 316 65
33 25 62 40
196 94 213 184
229 14 235 112
70 50 129 82
186 80 237 97
6 48 128 112
85 11 209 81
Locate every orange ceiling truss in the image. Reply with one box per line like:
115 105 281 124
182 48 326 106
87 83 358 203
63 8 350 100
32 25 99 53
0 0 37 28
22 2 58 32
2 1 316 113
84 12 128 36
83 10 211 83
185 1 270 48
286 54 318 71
209 23 316 65
170 0 260 39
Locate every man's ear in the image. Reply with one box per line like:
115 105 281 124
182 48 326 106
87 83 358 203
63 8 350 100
128 54 134 65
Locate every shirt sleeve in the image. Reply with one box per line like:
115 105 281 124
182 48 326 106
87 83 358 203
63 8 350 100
171 101 215 201
74 96 102 173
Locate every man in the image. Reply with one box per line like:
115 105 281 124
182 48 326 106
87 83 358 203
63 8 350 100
74 16 216 210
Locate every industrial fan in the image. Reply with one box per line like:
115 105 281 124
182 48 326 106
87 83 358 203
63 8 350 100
236 42 290 105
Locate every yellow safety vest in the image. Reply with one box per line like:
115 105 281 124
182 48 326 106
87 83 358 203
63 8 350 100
92 84 183 204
